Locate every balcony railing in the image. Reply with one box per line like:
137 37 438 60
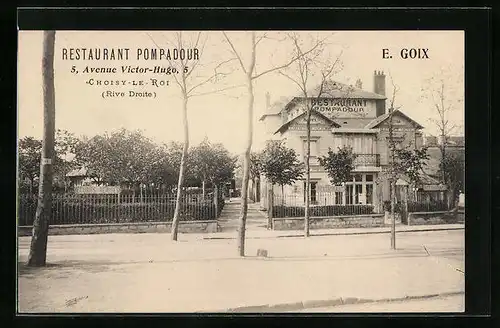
353 154 380 167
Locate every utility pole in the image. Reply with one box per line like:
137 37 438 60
27 31 56 267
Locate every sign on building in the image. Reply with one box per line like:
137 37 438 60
311 98 377 118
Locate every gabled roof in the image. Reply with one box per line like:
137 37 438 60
259 96 295 121
66 167 88 177
261 81 386 121
365 109 424 129
274 109 341 134
307 81 387 100
399 172 444 187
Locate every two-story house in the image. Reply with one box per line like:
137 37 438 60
259 70 445 212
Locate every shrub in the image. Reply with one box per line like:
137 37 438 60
382 200 450 213
383 201 404 213
407 201 450 212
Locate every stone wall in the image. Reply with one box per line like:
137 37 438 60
407 210 464 226
18 220 218 237
272 214 385 231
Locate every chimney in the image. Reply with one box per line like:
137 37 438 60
265 92 271 112
355 78 363 89
374 70 386 116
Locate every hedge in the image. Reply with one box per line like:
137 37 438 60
272 205 375 218
383 200 451 213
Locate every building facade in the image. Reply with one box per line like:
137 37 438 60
259 71 444 212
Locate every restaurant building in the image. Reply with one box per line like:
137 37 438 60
258 70 446 212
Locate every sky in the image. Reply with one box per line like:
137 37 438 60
18 30 464 154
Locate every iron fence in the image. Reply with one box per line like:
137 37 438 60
271 191 375 218
17 192 225 226
270 189 454 219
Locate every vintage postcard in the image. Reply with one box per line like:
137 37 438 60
17 30 465 313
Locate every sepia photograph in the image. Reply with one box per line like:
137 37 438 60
17 29 465 313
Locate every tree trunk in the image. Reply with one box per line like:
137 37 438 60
202 180 206 200
249 178 254 202
27 31 56 267
281 184 285 206
304 107 312 237
388 112 396 250
140 183 144 203
390 178 396 250
171 95 189 241
237 33 256 257
252 179 256 203
256 178 260 202
440 138 447 185
267 184 274 229
248 179 253 202
213 183 219 218
239 147 251 255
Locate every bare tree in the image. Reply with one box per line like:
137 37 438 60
279 32 343 237
420 69 464 201
147 32 235 241
27 31 56 267
385 73 429 250
222 31 324 256
387 78 400 250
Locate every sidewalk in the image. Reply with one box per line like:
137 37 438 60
209 199 464 240
204 223 465 240
18 229 464 313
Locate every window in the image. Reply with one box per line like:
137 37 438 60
346 185 354 205
335 192 343 204
303 140 318 158
311 182 317 203
366 174 374 182
303 181 318 204
334 134 375 154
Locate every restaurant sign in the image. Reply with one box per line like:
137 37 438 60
310 98 375 118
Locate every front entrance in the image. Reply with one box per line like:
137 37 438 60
345 173 376 205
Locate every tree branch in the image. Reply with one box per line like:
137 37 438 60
251 38 325 80
222 32 247 75
184 32 204 79
189 84 246 98
145 32 183 92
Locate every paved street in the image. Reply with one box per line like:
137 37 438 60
295 294 464 313
18 228 464 313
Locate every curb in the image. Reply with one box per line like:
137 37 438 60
203 226 464 240
224 291 464 313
